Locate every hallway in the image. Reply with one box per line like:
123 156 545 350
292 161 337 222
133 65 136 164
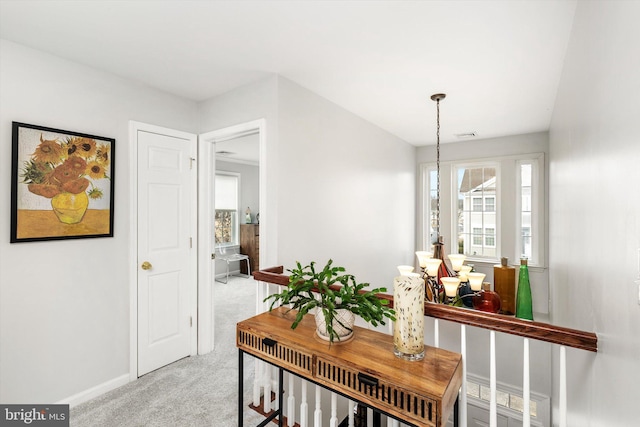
70 276 265 426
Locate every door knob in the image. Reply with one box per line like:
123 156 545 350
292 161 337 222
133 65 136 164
141 261 152 270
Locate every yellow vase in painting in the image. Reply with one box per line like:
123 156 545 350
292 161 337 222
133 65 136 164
51 192 89 224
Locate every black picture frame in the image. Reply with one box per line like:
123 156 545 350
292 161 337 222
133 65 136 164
10 122 115 243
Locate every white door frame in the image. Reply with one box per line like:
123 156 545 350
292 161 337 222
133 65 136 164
197 119 267 353
129 121 198 380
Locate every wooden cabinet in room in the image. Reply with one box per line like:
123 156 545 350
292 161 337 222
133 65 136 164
240 224 259 274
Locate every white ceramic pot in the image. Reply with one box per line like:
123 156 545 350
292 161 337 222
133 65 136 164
314 308 355 342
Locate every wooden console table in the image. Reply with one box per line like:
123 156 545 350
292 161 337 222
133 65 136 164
237 307 463 427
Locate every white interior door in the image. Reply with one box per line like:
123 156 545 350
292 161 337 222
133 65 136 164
136 126 197 376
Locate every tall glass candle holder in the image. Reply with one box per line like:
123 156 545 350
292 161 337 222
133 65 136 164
393 272 425 361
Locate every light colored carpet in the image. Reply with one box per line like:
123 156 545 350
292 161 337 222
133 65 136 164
70 276 267 427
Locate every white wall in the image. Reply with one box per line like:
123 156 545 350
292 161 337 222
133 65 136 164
548 1 640 425
200 76 416 288
198 75 279 269
0 40 197 403
276 77 416 287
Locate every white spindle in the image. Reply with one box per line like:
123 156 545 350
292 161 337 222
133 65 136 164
388 417 399 427
272 367 279 412
460 325 468 427
348 400 355 427
264 366 272 413
253 360 262 407
434 318 440 348
560 345 567 427
287 374 295 426
330 392 338 427
314 385 322 427
490 330 497 427
300 381 308 427
523 338 530 427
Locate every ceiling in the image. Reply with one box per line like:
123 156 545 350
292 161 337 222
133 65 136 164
0 0 577 146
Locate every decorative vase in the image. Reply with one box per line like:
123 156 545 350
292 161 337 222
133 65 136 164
457 281 474 307
494 257 516 315
315 308 355 342
472 289 502 313
393 273 425 361
51 191 89 224
515 258 534 320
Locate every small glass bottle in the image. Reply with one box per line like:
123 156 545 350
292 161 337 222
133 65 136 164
515 258 534 320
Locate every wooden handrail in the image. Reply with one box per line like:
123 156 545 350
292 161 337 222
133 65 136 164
253 266 598 353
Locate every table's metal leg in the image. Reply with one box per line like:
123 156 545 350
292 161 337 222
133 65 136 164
454 395 459 427
278 368 284 427
239 349 244 427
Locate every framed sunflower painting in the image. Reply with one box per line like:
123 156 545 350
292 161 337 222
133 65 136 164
10 122 115 242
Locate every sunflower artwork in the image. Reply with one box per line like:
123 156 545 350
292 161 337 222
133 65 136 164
10 122 115 242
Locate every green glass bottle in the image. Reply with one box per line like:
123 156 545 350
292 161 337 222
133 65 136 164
515 258 534 320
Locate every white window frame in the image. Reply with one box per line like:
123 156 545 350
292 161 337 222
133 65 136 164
420 152 545 267
516 156 544 266
214 171 241 248
453 161 501 261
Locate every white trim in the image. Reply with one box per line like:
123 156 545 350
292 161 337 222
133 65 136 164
128 121 198 380
419 152 546 267
57 374 129 407
198 119 266 353
466 372 550 427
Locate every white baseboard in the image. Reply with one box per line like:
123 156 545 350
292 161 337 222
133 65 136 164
57 374 130 407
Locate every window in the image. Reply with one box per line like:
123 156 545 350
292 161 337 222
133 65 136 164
485 227 495 247
518 160 541 263
215 172 240 247
473 228 483 245
421 153 544 266
457 165 498 258
485 197 495 212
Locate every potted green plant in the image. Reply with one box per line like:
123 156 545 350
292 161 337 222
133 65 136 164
265 259 395 343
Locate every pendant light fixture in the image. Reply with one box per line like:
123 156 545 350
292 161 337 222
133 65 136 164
430 93 455 282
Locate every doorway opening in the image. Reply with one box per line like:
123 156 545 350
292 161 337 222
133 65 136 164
198 119 266 352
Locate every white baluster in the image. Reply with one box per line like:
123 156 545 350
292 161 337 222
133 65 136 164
348 400 355 427
287 374 295 426
264 365 272 413
253 360 262 407
460 325 468 427
255 280 262 314
434 318 440 348
330 392 338 427
300 381 308 427
314 384 322 427
387 417 399 427
490 330 497 427
560 345 567 427
523 338 530 427
272 366 279 412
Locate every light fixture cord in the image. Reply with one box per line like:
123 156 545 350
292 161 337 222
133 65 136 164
436 97 441 240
